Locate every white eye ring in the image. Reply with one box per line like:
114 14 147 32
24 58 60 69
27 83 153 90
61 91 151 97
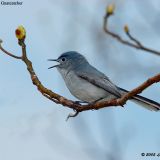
61 57 66 62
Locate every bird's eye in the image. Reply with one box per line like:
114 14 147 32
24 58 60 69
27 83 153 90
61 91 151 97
61 58 66 62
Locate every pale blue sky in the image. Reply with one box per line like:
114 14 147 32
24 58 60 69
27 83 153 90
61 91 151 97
0 0 160 160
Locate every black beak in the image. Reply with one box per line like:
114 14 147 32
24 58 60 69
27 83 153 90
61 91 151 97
48 59 60 69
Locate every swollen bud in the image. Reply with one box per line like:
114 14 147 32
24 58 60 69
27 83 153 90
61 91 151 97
124 25 129 33
106 4 115 15
15 25 26 40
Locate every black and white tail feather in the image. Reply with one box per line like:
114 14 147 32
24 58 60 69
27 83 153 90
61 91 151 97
119 88 160 111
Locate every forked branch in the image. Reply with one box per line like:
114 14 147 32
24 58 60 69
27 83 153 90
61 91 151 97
104 4 160 56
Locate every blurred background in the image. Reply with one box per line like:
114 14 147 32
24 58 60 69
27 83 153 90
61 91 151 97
0 0 160 159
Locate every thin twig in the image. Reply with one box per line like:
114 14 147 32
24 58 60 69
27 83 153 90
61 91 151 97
103 11 160 56
0 45 22 59
125 31 142 46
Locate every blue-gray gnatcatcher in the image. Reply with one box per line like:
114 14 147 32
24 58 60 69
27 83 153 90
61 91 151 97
48 51 160 111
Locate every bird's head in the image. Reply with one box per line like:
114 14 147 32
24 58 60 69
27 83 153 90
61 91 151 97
48 51 88 70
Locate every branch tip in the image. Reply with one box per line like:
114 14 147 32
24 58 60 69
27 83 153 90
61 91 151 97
106 4 115 15
15 25 26 40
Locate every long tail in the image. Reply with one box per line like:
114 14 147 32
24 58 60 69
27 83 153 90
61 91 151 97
118 87 160 111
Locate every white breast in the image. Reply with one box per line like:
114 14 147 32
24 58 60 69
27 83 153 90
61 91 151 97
58 68 111 102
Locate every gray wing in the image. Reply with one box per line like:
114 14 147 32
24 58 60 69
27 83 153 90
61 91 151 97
76 65 121 98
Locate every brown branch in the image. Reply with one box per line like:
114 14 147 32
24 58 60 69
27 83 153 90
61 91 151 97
0 40 22 59
0 25 160 119
103 9 160 56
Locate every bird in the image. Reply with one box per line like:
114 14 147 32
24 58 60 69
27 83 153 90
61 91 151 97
48 51 160 111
